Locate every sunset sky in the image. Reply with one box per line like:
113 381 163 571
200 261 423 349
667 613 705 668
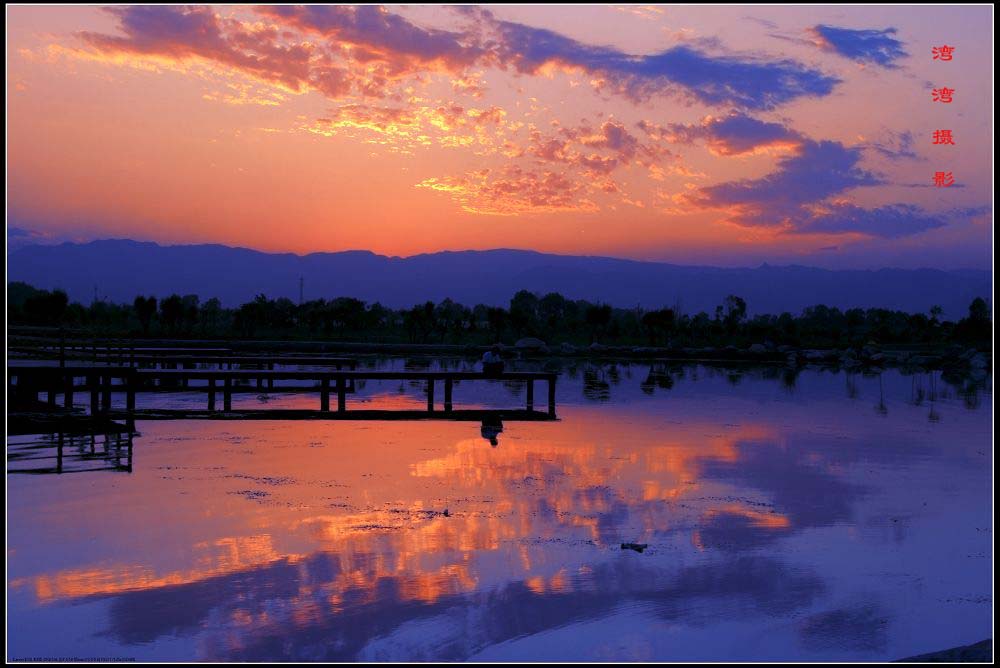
6 4 994 269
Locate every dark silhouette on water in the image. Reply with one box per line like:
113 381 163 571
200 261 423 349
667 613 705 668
480 416 504 446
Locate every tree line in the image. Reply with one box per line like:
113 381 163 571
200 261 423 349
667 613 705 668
7 282 991 349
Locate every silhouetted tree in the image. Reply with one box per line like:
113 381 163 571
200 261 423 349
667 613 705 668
23 289 69 325
7 282 991 351
133 296 157 335
159 295 184 335
642 308 675 345
200 297 222 333
723 295 747 330
181 295 200 333
954 297 991 345
486 306 508 342
510 290 540 337
585 304 612 343
969 297 989 322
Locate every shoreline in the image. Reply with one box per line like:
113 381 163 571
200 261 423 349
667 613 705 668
8 332 991 377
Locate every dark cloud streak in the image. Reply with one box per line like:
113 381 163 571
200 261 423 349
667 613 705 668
811 25 907 68
493 18 841 109
684 138 952 238
664 112 801 155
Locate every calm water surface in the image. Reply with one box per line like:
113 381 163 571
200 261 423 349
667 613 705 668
7 360 993 661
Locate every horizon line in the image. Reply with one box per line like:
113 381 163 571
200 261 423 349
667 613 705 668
7 232 991 275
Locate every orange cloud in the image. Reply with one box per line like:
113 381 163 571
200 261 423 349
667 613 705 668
417 166 600 215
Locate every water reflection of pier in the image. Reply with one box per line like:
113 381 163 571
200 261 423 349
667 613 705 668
7 431 133 475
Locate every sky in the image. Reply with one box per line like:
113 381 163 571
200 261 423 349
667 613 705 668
6 4 994 270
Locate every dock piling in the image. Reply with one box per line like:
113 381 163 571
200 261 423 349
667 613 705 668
125 372 136 432
89 373 99 416
547 376 556 418
101 374 112 413
64 374 74 409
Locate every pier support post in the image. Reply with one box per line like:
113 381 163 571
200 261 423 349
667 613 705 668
126 372 136 432
444 378 453 412
101 374 112 413
526 379 534 411
268 363 274 389
337 378 346 412
64 374 74 409
208 378 216 411
321 378 330 411
547 376 556 418
224 377 232 412
89 373 99 416
427 379 435 412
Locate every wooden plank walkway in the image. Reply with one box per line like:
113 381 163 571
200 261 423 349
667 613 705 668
10 345 233 357
10 348 356 368
90 354 356 367
108 408 554 422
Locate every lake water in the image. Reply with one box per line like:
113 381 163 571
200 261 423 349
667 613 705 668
7 359 993 661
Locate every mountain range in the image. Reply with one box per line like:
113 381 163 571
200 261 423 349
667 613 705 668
6 239 990 318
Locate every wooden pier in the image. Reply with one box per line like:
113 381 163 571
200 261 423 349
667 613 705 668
10 348 356 370
8 365 559 422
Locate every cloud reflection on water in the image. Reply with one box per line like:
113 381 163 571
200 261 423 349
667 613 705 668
6 364 992 661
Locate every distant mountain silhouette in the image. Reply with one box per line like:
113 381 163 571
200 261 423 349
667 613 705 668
7 239 990 318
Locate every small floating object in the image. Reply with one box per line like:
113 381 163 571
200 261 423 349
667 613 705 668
443 509 450 517
621 542 648 553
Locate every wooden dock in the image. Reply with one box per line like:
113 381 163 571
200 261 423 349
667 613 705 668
10 348 356 370
8 365 559 422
